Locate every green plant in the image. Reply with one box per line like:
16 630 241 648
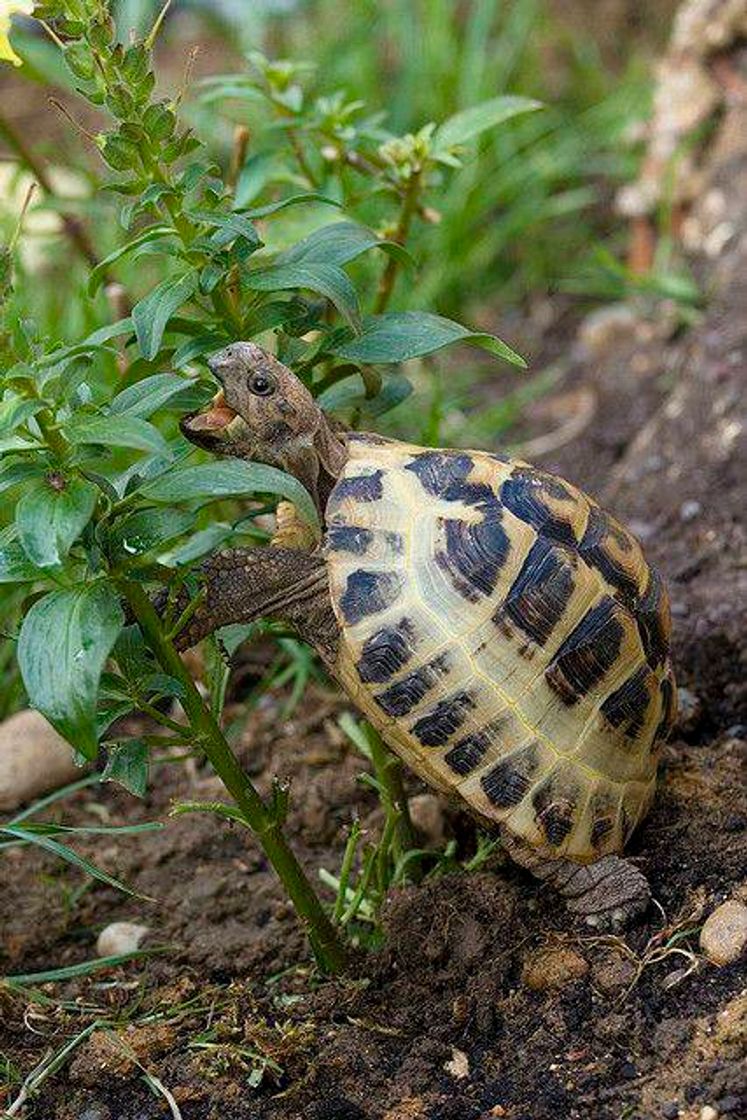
0 2 528 972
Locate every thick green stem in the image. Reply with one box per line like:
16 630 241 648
365 724 416 865
117 579 347 974
374 169 421 314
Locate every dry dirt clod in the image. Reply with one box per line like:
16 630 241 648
96 921 150 957
699 900 747 965
0 709 82 810
521 946 589 991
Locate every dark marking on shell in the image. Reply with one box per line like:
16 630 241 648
356 620 415 684
545 596 625 705
590 813 614 849
445 719 505 776
405 451 495 508
578 505 640 606
327 525 374 555
340 569 402 625
480 743 539 808
532 777 577 846
333 470 383 503
600 665 651 739
436 511 510 599
374 653 451 718
384 530 405 554
654 669 677 743
497 537 576 646
636 568 670 669
500 469 578 546
411 690 476 747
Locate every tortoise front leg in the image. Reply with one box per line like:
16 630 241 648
161 547 340 666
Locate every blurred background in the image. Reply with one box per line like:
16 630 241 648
0 0 689 452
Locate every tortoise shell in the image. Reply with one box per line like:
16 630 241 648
325 434 676 863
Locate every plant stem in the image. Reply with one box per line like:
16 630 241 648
365 725 416 864
287 127 319 188
117 579 347 974
374 169 421 313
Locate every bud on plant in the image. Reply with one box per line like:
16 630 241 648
63 41 96 81
87 17 114 53
98 133 140 172
143 103 176 142
105 83 136 119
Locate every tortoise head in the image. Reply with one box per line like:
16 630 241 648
181 341 347 510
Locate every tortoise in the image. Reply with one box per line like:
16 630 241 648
174 341 677 927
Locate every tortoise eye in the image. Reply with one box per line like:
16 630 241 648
248 372 276 397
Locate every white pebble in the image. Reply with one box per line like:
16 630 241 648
699 900 747 966
700 1107 719 1120
0 710 82 811
96 921 150 958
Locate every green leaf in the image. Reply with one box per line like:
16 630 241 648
434 95 542 152
239 192 341 219
140 459 319 530
246 263 360 330
330 311 526 366
110 373 190 418
0 395 45 435
16 476 98 568
87 225 176 296
159 522 234 566
318 373 413 418
0 537 44 584
132 272 199 360
37 317 134 369
0 459 47 496
102 740 149 798
279 221 413 270
0 826 142 898
187 208 261 249
66 415 171 456
18 583 124 760
107 507 194 557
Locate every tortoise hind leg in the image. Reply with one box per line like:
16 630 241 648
501 831 651 930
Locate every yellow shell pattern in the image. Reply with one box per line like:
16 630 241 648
325 434 676 863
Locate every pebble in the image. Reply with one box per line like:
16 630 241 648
680 499 702 522
96 921 150 958
676 687 703 733
521 946 589 991
662 1103 680 1119
0 710 82 810
407 793 445 846
699 900 747 965
700 1107 719 1120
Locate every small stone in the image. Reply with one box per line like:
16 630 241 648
444 1047 470 1080
700 1108 719 1120
715 1097 742 1116
699 901 747 966
662 1103 680 1119
96 921 150 958
407 793 445 846
676 687 703 733
521 946 589 991
591 950 637 993
0 710 83 810
680 499 702 522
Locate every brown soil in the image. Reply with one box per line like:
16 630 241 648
2 22 746 1120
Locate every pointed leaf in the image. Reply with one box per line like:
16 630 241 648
110 373 191 418
140 459 319 529
279 221 413 269
16 476 98 568
18 583 124 759
102 740 149 798
246 263 360 330
434 95 542 151
87 225 176 295
330 311 526 366
132 272 199 360
67 414 171 456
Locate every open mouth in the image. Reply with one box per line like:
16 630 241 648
184 389 237 433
